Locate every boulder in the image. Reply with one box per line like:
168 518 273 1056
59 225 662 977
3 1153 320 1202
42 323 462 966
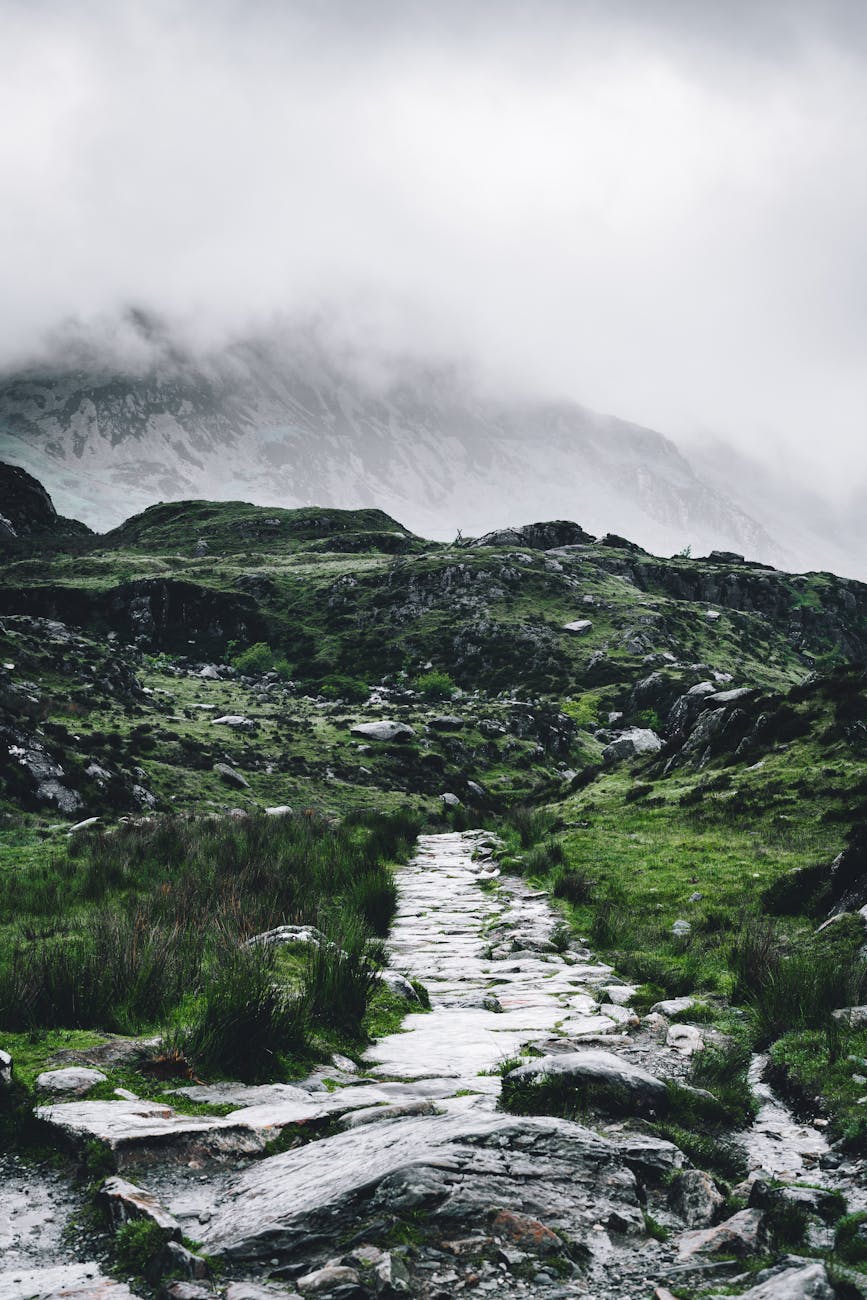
471 521 594 550
0 1263 135 1298
831 1005 867 1029
350 720 415 743
603 728 663 763
378 970 422 1002
100 1175 180 1236
678 1207 765 1259
264 804 293 817
563 619 593 635
650 996 697 1017
197 1109 643 1264
0 1048 11 1086
666 1024 704 1055
428 715 464 730
507 1049 667 1114
297 1266 360 1295
440 792 462 807
707 1262 834 1300
669 1169 724 1227
213 763 250 789
211 715 255 729
35 1067 107 1095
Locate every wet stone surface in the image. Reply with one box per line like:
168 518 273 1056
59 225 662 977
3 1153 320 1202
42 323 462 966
16 831 867 1297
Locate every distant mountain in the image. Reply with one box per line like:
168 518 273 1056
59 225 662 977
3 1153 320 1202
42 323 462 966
0 315 787 564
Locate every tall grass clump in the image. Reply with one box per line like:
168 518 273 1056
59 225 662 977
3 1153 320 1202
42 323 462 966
504 805 557 849
729 916 867 1045
170 940 307 1081
0 808 421 1076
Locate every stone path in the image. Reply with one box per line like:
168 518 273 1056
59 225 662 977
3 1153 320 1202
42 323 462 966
3 830 862 1299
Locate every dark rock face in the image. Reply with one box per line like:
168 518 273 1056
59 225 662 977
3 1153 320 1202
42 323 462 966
471 521 595 550
0 460 91 544
0 580 266 655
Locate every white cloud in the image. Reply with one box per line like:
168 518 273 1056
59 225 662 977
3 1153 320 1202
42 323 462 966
1 0 866 499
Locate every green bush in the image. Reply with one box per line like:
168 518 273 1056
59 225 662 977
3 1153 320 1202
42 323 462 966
114 1219 171 1272
319 675 369 703
414 670 456 700
231 642 292 679
561 696 599 728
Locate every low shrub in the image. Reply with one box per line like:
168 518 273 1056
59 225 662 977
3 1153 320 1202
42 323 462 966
232 641 292 679
550 864 594 906
414 670 456 700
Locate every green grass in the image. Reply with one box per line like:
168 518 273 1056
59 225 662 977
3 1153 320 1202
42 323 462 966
0 808 419 1080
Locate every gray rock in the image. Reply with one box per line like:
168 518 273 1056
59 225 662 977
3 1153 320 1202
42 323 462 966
650 995 696 1017
678 1207 765 1258
197 1109 642 1263
0 1263 135 1298
440 792 462 807
244 923 329 949
213 762 250 789
667 1024 704 1055
199 665 220 679
669 1169 724 1226
507 1049 667 1114
350 720 415 743
297 1265 360 1295
748 1180 844 1224
210 714 255 728
378 970 422 1001
100 1175 180 1237
603 728 663 762
264 804 293 817
832 1005 867 1028
562 619 593 635
428 715 464 730
708 1262 834 1299
0 1048 11 1086
670 919 692 936
35 1067 107 1095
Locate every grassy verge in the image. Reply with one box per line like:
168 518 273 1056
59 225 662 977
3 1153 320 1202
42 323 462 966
0 808 420 1090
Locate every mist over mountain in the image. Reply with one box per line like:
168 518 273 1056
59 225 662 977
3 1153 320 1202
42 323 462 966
0 314 792 566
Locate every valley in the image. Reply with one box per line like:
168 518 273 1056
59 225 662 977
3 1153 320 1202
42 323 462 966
1 463 867 1300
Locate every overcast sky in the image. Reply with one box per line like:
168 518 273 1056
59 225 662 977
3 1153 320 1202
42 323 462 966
2 0 866 498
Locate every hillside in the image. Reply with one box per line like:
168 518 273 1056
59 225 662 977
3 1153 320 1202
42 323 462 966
0 319 784 565
2 471 867 1298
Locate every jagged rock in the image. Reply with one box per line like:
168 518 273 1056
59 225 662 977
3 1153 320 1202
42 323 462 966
213 762 249 789
35 1067 107 1095
831 1005 867 1028
471 521 594 550
197 1109 643 1263
147 1240 209 1284
100 1176 180 1236
350 720 415 742
603 728 663 762
507 1049 667 1114
598 984 638 1006
297 1266 360 1295
199 664 220 678
378 970 421 1001
748 1180 843 1224
707 1262 834 1300
669 1169 724 1226
671 919 692 936
244 923 329 948
612 1132 686 1180
0 1263 135 1298
666 1024 704 1054
373 1252 411 1295
678 1207 765 1258
34 1098 270 1166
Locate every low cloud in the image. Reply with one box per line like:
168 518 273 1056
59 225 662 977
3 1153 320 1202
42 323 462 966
2 0 866 499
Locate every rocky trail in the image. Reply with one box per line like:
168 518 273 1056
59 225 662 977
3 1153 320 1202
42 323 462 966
1 832 864 1300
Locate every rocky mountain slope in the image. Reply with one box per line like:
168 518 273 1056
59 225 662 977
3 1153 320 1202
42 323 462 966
0 320 784 565
2 470 867 1298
